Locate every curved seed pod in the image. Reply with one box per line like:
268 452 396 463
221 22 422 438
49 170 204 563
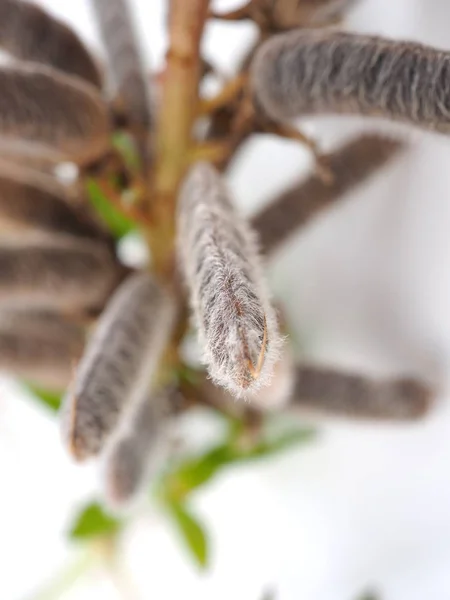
0 310 85 390
61 272 176 462
177 161 281 397
252 134 405 255
251 30 450 134
0 163 112 242
90 0 152 134
0 63 110 165
103 387 175 508
0 0 102 87
0 240 122 312
290 365 433 420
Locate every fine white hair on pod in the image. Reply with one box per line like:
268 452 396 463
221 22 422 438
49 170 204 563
177 161 282 398
60 271 176 461
251 30 450 135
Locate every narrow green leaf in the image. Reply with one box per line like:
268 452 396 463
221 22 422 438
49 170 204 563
112 131 141 172
241 428 316 461
86 179 136 240
22 382 62 412
161 427 315 502
69 501 121 541
167 501 209 569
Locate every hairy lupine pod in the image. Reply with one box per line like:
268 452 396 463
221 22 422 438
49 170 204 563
0 240 123 312
0 163 112 242
61 272 176 462
289 365 433 420
252 134 404 255
249 0 358 30
251 30 450 134
0 310 85 390
90 0 152 134
103 387 175 508
0 63 110 165
177 161 281 397
0 0 102 87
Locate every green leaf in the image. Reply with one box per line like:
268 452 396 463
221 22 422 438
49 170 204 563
240 427 316 461
167 501 209 569
161 444 235 502
112 132 141 171
161 427 315 502
69 502 121 541
86 179 136 240
22 382 62 412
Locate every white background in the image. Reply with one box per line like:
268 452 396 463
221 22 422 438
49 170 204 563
3 0 450 598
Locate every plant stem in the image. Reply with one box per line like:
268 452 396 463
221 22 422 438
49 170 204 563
150 0 210 277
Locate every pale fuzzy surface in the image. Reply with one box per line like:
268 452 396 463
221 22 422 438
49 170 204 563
102 387 174 511
0 62 109 165
251 30 450 134
60 271 176 461
177 161 281 398
0 0 102 87
249 344 295 410
0 238 120 312
90 0 152 130
0 166 109 243
0 310 85 390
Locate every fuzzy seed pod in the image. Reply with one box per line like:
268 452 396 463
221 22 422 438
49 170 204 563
252 134 405 255
177 161 281 397
0 240 122 312
251 30 450 134
0 162 111 242
0 310 85 390
61 272 176 461
90 0 152 133
290 365 433 420
103 387 175 508
249 0 358 30
0 63 110 165
0 0 102 87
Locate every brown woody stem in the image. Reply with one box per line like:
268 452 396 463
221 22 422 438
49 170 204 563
150 0 210 278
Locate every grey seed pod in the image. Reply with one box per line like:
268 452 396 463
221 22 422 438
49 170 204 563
249 0 358 30
0 240 122 312
0 63 110 165
252 134 405 255
61 272 176 461
103 387 176 508
290 365 433 420
90 0 152 134
0 310 85 390
177 161 281 397
0 0 102 87
0 162 111 242
251 30 450 134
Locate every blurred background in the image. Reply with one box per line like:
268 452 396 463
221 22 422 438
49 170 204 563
4 0 450 598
